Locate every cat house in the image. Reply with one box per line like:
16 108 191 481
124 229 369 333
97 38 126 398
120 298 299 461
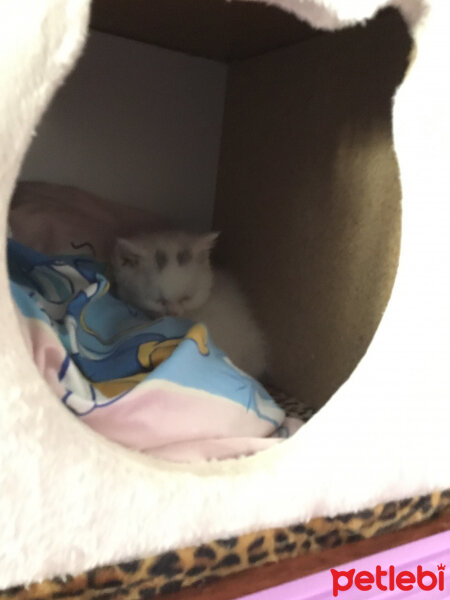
1 0 450 595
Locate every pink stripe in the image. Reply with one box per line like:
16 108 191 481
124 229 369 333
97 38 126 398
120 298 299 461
238 530 450 599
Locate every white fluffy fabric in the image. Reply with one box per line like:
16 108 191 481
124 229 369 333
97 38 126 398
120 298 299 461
1 0 450 589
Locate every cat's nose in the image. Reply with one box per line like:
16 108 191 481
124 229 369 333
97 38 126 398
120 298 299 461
167 304 182 316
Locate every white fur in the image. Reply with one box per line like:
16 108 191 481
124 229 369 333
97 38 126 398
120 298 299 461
188 270 267 378
113 231 267 378
112 231 215 315
1 0 450 590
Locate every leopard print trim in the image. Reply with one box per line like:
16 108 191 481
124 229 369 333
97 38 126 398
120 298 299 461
2 489 449 600
266 385 315 422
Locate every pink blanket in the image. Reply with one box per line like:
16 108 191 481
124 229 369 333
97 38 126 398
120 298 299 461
10 181 165 261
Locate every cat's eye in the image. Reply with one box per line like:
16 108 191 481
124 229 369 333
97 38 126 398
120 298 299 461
121 255 138 268
180 295 190 303
158 297 168 307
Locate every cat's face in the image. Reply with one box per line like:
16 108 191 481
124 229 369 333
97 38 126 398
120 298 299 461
112 231 219 316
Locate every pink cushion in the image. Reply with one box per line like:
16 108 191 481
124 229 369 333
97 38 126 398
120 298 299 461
10 181 165 261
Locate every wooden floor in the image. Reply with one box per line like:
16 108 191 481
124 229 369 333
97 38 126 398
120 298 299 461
165 511 450 600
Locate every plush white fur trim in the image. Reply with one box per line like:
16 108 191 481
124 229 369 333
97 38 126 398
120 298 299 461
1 0 450 589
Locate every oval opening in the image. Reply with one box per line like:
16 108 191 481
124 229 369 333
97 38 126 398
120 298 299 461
8 0 412 463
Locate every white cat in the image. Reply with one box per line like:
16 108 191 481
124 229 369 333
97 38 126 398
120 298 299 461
112 230 267 379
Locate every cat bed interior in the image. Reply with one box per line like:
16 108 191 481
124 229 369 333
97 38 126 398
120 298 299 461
16 1 411 411
1 0 450 591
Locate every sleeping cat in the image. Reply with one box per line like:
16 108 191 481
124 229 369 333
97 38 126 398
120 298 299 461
112 230 267 378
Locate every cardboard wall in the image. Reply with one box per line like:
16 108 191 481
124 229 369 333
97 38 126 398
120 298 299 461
21 31 227 230
91 0 317 61
214 10 411 408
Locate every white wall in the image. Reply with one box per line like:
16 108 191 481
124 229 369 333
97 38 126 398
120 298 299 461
20 32 227 230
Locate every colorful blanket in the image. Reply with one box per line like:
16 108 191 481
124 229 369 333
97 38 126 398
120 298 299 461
8 240 301 462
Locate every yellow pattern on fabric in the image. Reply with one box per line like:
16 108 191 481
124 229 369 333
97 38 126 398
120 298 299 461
94 325 210 398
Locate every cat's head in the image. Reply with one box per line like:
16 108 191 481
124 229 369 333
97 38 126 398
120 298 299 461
112 230 219 316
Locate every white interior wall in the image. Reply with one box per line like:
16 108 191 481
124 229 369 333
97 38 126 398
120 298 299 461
20 31 227 230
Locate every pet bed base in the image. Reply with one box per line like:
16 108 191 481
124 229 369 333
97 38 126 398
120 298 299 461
1 490 448 599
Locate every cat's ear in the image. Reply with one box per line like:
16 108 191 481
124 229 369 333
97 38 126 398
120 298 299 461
195 231 220 262
114 238 142 268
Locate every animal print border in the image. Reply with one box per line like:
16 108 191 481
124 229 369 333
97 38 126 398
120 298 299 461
2 489 449 600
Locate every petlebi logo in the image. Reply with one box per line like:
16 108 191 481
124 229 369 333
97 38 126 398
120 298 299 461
331 563 446 596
